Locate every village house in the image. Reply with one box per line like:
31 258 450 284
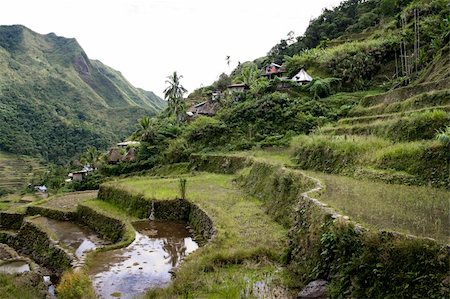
261 63 287 80
117 141 141 148
71 170 88 182
67 165 94 182
226 83 249 94
187 90 222 119
291 68 313 85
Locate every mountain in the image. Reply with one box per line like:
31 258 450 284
0 25 165 163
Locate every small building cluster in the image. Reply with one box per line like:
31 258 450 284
186 64 312 120
107 142 140 164
67 164 94 182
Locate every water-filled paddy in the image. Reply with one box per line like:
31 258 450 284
32 217 108 258
90 220 198 299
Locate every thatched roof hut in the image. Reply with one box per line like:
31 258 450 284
122 148 137 162
108 148 122 164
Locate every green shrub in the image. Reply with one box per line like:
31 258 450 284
56 271 96 299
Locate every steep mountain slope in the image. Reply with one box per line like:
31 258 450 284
0 25 165 163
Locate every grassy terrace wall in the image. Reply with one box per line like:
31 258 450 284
76 204 125 243
291 135 449 188
11 220 72 274
26 206 77 221
189 154 250 174
97 185 215 243
359 78 450 108
192 154 449 298
26 203 128 244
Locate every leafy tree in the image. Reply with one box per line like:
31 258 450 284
164 72 187 124
80 146 101 169
307 77 341 99
213 73 232 91
233 63 260 87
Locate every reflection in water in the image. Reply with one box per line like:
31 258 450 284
0 260 30 274
32 217 107 258
90 220 198 299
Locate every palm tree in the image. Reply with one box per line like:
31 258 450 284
132 116 157 142
164 72 187 124
81 146 100 169
234 64 259 87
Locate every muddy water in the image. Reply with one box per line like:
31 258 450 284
32 217 108 258
0 260 30 274
90 220 199 299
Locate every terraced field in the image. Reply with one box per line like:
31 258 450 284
289 78 450 189
0 151 43 193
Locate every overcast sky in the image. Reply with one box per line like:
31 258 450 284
1 0 343 98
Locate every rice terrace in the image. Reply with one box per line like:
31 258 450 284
0 0 449 298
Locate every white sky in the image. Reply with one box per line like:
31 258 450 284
1 0 343 98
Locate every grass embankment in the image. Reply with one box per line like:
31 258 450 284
102 173 290 298
222 148 450 243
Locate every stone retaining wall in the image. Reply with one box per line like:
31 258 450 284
26 206 77 221
11 220 72 275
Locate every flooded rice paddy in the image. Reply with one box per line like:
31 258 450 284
32 217 108 258
90 220 198 299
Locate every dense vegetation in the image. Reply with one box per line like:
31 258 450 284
0 25 165 164
99 0 449 189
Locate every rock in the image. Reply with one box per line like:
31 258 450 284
297 280 328 299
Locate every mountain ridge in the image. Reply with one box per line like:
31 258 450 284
0 25 165 163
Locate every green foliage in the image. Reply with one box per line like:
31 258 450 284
0 273 44 299
307 77 341 99
72 172 103 191
435 125 450 146
56 271 96 299
183 116 230 150
326 233 449 298
285 37 398 89
233 63 260 86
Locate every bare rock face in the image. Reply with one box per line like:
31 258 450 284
297 280 328 299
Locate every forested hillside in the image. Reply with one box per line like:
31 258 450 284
113 0 449 189
0 25 165 163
